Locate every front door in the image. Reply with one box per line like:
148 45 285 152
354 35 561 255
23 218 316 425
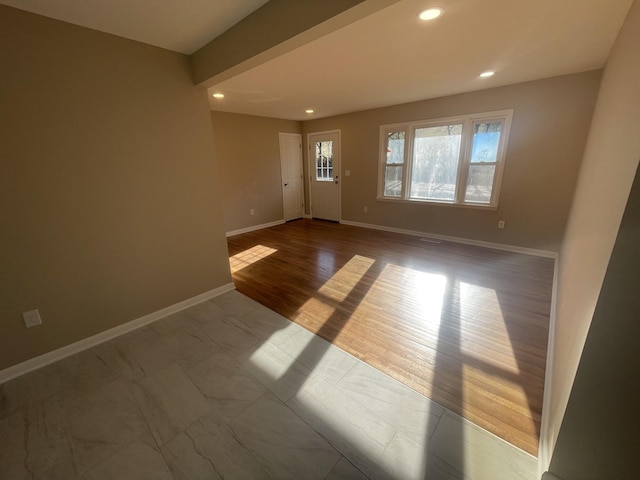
279 132 303 221
308 130 341 221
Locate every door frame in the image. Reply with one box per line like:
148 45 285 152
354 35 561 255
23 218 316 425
307 129 342 222
279 132 304 221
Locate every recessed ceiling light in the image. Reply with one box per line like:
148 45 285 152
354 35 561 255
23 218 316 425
305 109 314 114
212 92 224 99
479 71 495 78
418 7 444 21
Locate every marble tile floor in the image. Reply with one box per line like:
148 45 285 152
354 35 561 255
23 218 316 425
0 290 538 480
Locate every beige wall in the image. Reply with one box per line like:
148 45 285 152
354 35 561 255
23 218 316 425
210 111 301 233
301 71 601 252
0 6 231 371
540 0 640 472
548 161 640 479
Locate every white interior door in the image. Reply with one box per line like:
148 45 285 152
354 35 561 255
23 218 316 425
308 131 341 221
279 132 303 221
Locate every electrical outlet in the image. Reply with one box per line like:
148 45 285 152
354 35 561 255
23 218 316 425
498 220 506 229
22 309 42 328
364 206 368 213
250 209 255 215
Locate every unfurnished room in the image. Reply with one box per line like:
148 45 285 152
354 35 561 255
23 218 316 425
1 1 639 479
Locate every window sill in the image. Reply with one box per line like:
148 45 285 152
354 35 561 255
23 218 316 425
375 196 498 211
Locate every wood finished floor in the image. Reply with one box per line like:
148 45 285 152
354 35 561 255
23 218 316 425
227 219 554 456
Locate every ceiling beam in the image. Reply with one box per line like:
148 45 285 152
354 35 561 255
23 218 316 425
190 0 401 87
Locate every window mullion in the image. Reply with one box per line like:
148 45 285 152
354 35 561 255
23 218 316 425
456 119 473 204
489 118 508 206
401 126 412 199
379 127 389 197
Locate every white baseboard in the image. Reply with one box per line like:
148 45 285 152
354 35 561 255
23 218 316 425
226 220 285 237
538 259 560 475
0 282 236 384
340 219 558 259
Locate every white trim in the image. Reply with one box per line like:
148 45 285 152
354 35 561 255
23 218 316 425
226 220 285 237
538 258 561 475
377 109 513 209
279 132 304 222
306 128 342 136
307 129 342 222
0 283 236 384
340 219 558 259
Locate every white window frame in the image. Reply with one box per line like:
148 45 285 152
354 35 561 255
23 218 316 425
377 109 513 209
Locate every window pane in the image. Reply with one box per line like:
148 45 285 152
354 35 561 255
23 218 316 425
315 141 333 181
471 122 502 163
465 164 496 203
383 131 404 196
384 165 402 197
386 131 404 164
410 124 462 201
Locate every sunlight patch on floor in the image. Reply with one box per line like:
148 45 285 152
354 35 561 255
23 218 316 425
459 366 538 475
297 296 337 326
462 364 534 433
459 282 519 373
230 244 278 273
246 341 301 383
318 255 376 302
375 264 447 324
409 269 448 324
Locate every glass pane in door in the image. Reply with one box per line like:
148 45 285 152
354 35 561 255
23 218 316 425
316 141 333 181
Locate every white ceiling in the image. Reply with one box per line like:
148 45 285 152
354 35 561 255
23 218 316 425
3 0 632 121
207 0 633 120
0 0 269 54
